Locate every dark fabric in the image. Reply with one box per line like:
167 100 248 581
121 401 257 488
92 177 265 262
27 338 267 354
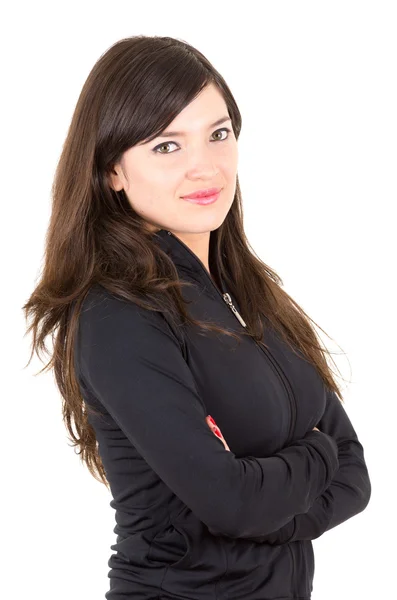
74 229 371 599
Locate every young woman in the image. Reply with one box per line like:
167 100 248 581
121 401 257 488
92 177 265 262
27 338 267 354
23 35 371 599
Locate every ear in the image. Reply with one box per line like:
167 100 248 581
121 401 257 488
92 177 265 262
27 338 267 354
108 165 124 192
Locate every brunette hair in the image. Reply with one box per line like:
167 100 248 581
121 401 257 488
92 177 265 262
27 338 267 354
22 35 349 488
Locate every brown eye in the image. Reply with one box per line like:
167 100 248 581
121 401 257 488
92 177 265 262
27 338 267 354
155 142 178 154
212 128 230 141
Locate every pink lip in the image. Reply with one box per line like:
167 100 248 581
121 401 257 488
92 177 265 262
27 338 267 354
182 187 222 199
182 191 221 205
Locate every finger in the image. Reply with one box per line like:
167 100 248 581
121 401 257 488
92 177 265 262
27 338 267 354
206 415 230 451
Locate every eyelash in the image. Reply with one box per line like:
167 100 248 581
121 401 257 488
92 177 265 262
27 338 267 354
151 127 232 155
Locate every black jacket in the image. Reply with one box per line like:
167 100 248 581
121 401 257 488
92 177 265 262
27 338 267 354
74 228 371 600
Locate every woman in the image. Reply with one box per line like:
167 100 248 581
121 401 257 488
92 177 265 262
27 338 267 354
23 35 371 599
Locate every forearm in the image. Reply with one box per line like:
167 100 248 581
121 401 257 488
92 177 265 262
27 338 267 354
246 433 371 545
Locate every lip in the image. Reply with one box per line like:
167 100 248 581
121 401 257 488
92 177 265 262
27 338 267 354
181 186 222 199
182 190 221 205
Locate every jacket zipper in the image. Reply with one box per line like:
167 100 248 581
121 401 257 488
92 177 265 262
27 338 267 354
165 231 297 444
222 292 247 327
223 292 296 445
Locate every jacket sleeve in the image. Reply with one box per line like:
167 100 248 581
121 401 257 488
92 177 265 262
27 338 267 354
76 286 340 540
251 389 372 545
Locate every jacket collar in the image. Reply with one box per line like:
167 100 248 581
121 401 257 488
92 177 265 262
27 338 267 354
152 228 227 300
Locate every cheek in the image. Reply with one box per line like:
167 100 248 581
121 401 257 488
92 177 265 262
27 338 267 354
222 166 238 192
220 145 238 173
142 165 181 189
124 189 158 217
134 191 180 221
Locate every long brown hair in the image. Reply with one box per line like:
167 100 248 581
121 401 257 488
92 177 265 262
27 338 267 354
22 35 349 489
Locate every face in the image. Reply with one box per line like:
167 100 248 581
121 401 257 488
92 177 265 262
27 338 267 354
108 83 238 244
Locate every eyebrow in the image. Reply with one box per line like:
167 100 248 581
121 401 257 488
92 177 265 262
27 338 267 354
155 115 232 138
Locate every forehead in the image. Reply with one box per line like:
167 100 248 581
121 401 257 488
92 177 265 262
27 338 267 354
165 84 228 131
137 84 230 145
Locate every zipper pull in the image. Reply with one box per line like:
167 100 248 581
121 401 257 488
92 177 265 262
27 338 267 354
222 293 247 328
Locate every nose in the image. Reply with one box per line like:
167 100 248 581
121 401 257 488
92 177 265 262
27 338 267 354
184 142 220 176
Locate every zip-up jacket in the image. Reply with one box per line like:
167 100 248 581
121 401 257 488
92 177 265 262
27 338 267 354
74 228 371 600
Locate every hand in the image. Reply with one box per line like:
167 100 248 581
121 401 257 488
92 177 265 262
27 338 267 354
205 415 230 451
313 426 320 432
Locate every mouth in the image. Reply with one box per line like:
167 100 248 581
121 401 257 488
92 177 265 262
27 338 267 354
181 186 222 200
181 189 221 205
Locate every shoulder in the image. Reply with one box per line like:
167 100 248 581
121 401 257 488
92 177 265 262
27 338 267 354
78 283 186 355
80 283 130 319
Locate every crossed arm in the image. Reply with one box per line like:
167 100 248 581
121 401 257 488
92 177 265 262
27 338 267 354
206 390 372 544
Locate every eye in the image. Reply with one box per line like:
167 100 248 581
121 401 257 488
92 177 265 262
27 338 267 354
152 127 232 155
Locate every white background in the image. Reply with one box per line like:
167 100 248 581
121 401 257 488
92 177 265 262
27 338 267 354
2 1 395 598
